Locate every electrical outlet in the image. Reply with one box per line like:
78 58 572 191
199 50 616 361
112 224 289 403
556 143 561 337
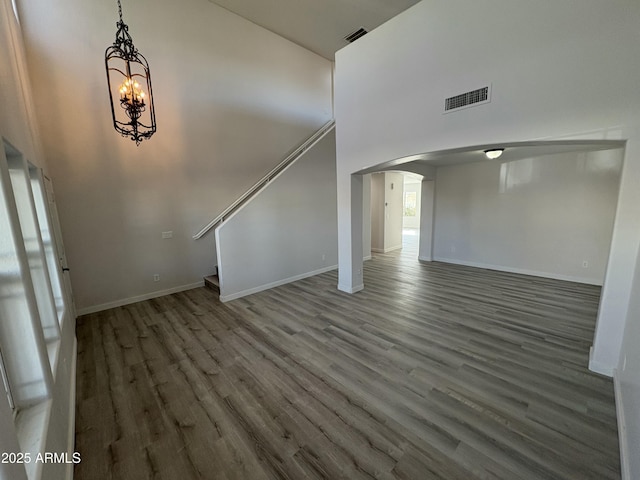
582 260 589 268
322 254 326 261
153 274 160 282
162 231 173 239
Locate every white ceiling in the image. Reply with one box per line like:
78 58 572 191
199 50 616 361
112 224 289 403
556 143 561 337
207 0 420 60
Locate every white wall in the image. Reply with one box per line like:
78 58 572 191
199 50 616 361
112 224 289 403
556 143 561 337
362 174 371 259
370 172 403 253
419 179 435 262
335 0 640 375
335 1 640 475
384 172 403 251
216 129 337 301
0 1 75 479
617 244 640 480
370 173 384 252
17 0 333 313
0 0 41 166
433 149 622 285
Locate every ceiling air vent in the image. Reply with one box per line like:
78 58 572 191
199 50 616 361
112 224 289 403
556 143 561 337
444 86 491 113
344 27 368 43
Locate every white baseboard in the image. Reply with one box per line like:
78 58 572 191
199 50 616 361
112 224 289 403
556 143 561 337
371 245 403 254
588 346 615 377
433 257 602 286
76 281 204 316
337 282 364 294
613 371 631 480
418 256 432 262
363 255 372 261
220 265 338 302
66 338 77 480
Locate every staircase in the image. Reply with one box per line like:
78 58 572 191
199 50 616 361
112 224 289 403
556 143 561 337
204 274 220 293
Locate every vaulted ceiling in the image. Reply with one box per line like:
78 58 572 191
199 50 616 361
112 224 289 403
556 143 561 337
207 0 420 59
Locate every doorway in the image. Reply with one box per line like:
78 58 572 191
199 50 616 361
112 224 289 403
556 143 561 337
402 173 422 256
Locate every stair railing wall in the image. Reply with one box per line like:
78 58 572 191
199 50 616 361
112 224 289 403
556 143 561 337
192 119 335 240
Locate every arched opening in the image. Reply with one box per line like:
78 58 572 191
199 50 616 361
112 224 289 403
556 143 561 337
343 140 626 370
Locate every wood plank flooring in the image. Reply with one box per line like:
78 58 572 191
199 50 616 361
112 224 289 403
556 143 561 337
74 237 620 479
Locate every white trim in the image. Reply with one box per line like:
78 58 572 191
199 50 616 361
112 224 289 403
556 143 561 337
16 399 51 480
588 346 615 377
331 62 335 119
76 281 204 316
220 265 338 302
66 338 77 480
433 256 603 286
613 371 631 480
337 282 364 294
363 255 372 261
371 245 403 254
215 227 223 292
418 256 432 262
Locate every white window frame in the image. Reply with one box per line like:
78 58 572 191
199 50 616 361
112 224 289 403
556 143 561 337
0 140 54 411
0 348 14 412
10 0 18 23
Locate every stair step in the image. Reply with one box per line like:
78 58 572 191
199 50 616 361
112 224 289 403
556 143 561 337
204 274 220 293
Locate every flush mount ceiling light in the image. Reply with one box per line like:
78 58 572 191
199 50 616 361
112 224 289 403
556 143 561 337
484 149 504 159
105 0 156 145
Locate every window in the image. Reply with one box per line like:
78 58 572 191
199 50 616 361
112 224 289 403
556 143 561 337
7 156 61 347
0 139 75 479
0 140 52 410
404 191 417 217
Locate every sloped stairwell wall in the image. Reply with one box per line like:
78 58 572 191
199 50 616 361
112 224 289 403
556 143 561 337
216 129 337 301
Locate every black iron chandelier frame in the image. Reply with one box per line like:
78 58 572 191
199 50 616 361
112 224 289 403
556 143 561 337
105 0 156 145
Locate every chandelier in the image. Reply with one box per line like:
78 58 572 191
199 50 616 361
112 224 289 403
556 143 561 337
105 0 156 145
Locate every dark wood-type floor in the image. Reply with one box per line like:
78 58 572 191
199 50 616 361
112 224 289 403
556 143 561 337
75 236 620 480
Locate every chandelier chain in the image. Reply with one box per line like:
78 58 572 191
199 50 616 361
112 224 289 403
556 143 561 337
117 0 123 22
